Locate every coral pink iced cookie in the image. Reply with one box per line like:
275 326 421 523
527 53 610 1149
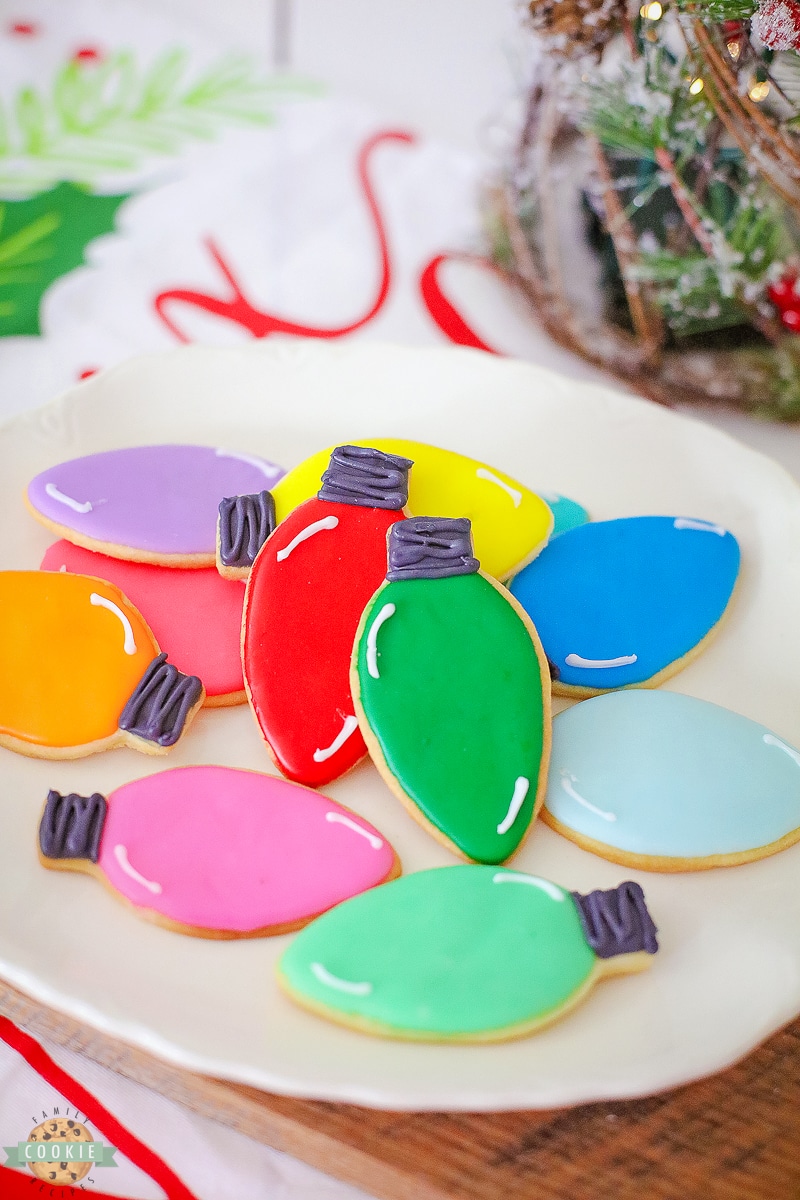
42 541 245 706
38 767 400 938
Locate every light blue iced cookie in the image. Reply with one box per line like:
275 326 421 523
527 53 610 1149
545 690 800 869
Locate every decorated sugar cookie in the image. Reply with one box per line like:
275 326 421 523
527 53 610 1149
27 444 283 566
352 517 551 863
39 766 399 937
0 571 203 758
509 516 740 695
217 490 276 578
243 445 412 787
279 866 658 1042
270 438 555 580
546 690 800 870
544 491 590 536
42 540 246 706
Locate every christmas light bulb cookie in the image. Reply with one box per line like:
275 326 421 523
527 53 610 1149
546 690 800 870
509 516 740 696
42 540 246 706
279 866 658 1042
243 445 412 787
352 517 551 864
27 444 283 566
270 438 556 580
38 766 399 937
0 571 203 758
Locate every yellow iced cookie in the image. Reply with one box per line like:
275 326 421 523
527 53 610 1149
270 439 553 581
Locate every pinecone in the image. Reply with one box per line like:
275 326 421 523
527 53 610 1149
529 0 625 56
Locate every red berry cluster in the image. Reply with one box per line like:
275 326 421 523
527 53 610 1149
768 271 800 332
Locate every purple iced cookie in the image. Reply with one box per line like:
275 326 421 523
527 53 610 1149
26 444 285 565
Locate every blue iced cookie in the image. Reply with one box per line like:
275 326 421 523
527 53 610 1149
509 516 740 695
545 690 800 869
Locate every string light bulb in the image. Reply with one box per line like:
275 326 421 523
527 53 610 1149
748 79 771 102
689 77 705 95
639 1 663 17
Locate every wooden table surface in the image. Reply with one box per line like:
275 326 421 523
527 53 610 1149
1 978 797 1200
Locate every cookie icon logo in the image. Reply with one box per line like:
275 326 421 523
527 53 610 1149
27 1117 93 1185
4 1104 117 1185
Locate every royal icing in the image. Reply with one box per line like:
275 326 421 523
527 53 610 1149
509 516 740 691
42 541 246 701
279 866 657 1039
352 518 550 864
0 571 160 751
38 768 397 934
270 439 555 580
545 492 590 537
27 444 285 562
243 447 410 787
545 690 800 863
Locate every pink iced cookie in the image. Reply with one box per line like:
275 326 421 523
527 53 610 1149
38 766 400 938
41 541 245 706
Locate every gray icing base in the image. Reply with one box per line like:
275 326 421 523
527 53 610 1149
119 653 203 747
387 516 479 581
218 490 275 568
39 790 107 862
571 881 659 958
318 445 412 509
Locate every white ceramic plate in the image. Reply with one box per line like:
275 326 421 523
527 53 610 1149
2 340 800 1111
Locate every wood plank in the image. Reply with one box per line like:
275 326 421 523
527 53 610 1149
1 979 798 1200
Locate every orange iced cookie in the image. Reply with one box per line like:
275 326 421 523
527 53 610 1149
0 571 204 758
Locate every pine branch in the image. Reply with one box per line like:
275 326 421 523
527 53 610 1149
0 49 318 194
673 0 757 20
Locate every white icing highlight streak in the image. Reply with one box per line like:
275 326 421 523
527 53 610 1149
276 515 339 562
763 734 800 768
325 811 384 850
492 872 565 900
216 448 282 478
366 603 396 679
113 845 162 894
313 715 359 763
475 468 522 508
44 483 92 514
496 777 529 835
560 771 617 821
565 653 637 669
674 518 726 536
90 593 137 654
310 962 373 995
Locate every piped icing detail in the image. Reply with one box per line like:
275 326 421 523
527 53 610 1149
90 593 137 655
44 483 92 513
276 516 338 562
313 715 359 762
279 866 651 1039
41 765 398 934
113 844 162 894
386 516 479 581
118 653 202 747
39 790 107 862
366 603 396 678
571 882 659 958
496 777 529 835
318 445 412 510
509 516 740 690
218 491 276 569
475 468 522 507
546 690 800 861
27 445 285 558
